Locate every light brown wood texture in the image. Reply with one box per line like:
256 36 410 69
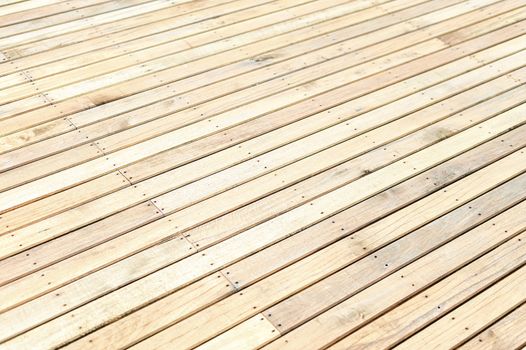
0 0 525 349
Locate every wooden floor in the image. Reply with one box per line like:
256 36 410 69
0 0 525 349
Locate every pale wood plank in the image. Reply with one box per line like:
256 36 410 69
0 201 162 286
16 0 337 83
395 267 526 349
0 234 195 343
0 71 29 89
0 0 155 38
438 5 526 45
261 173 526 333
0 0 390 133
149 53 526 215
0 0 191 50
0 0 432 134
132 171 526 350
184 79 526 249
195 314 279 350
145 170 526 350
0 0 360 105
0 171 129 233
2 44 518 261
119 32 526 184
458 303 526 350
23 93 520 350
4 108 524 349
0 0 314 96
0 0 274 71
0 0 64 17
0 0 375 119
0 0 256 61
0 38 450 213
0 0 116 27
0 1 435 152
88 0 514 155
319 247 526 349
0 80 516 318
0 47 524 284
6 0 516 120
260 203 526 350
64 273 238 350
61 126 526 350
0 117 76 152
5 26 524 215
1 2 525 348
0 142 102 192
221 122 526 289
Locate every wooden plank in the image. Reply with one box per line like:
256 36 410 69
0 170 129 232
10 84 520 348
260 203 526 350
3 22 524 211
262 236 526 350
1 46 520 259
87 1 518 154
327 258 526 349
0 117 76 152
0 71 29 89
260 172 526 333
0 0 156 38
14 0 344 83
0 0 437 134
1 1 525 349
16 0 500 105
0 142 102 192
0 216 204 311
0 0 376 119
0 5 438 152
2 0 512 133
394 267 526 349
0 0 257 61
0 1 27 8
438 5 526 45
0 202 162 286
0 0 118 27
0 38 450 211
458 303 526 350
0 0 399 134
1 76 521 318
0 0 317 95
132 178 526 350
195 314 279 350
220 124 526 289
0 0 363 105
1 46 524 280
148 55 526 215
3 108 524 349
0 0 526 349
64 273 238 350
0 1 192 50
118 34 526 184
0 0 64 17
182 79 526 248
0 232 195 343
0 0 454 151
37 105 526 350
4 0 516 124
0 50 8 62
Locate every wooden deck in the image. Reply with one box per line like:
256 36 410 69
0 0 525 349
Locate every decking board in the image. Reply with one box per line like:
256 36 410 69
0 0 524 349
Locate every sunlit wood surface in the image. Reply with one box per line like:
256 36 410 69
0 0 525 349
